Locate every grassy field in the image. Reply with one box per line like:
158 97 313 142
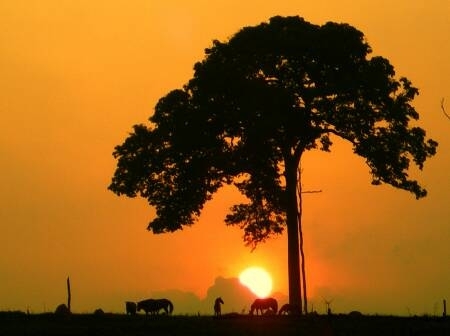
1 312 449 336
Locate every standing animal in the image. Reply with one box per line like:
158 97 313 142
137 298 173 315
249 298 278 315
125 301 137 315
278 303 292 315
214 297 224 317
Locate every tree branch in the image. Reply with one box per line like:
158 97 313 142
441 98 450 120
322 127 358 146
302 190 322 194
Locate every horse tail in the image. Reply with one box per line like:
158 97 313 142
168 300 173 314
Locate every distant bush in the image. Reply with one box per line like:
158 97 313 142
54 304 70 315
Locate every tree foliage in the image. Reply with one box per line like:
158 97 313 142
109 16 437 247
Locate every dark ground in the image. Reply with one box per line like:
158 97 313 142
0 312 449 336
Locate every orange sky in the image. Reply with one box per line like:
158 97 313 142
1 0 449 315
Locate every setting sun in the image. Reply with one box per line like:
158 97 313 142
239 266 273 298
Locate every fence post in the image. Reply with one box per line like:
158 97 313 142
67 277 71 313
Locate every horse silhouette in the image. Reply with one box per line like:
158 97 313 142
137 298 173 315
125 301 137 315
214 297 224 317
278 303 292 315
249 298 278 315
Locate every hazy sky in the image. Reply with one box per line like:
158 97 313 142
1 0 449 315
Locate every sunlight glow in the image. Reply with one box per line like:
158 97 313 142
239 266 273 298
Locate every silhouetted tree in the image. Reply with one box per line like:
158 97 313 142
109 16 438 314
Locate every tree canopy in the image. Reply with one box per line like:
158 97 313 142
110 15 437 242
109 15 437 312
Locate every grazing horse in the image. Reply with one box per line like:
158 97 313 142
125 301 137 315
278 303 292 315
249 298 278 315
214 297 224 317
137 298 173 315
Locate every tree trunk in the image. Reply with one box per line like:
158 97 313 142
297 167 308 314
285 156 302 315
